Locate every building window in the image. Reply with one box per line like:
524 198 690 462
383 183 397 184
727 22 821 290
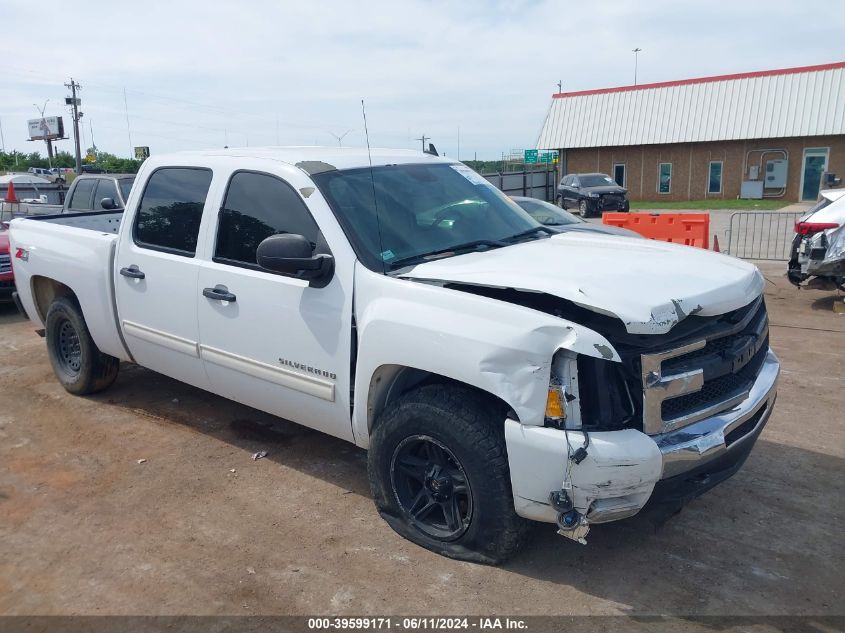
613 163 626 187
658 163 672 194
708 161 723 194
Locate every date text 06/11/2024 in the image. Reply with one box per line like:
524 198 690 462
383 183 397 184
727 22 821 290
306 617 529 630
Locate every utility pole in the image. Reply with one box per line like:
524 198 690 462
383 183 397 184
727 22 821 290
415 134 430 152
457 126 460 161
0 116 5 152
64 79 82 174
632 48 642 86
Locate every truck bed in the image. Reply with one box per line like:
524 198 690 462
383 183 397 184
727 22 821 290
9 210 131 362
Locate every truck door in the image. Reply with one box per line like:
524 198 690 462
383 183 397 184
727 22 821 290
114 167 214 390
196 169 355 442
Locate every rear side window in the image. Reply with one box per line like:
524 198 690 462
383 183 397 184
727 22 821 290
94 179 120 208
68 179 96 211
214 171 320 267
134 168 213 256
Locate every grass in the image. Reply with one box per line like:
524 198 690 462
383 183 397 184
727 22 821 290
630 199 791 210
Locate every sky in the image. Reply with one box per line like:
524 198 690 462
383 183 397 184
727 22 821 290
1 0 843 160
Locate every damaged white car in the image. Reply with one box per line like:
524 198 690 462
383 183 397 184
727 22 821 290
788 188 845 290
9 148 779 563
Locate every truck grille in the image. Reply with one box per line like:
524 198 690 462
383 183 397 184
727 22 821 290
0 254 11 274
641 298 769 434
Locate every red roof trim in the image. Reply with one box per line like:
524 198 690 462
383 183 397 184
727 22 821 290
552 61 845 99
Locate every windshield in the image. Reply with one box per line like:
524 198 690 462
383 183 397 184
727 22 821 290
514 198 581 226
580 174 615 187
118 177 135 202
313 163 544 271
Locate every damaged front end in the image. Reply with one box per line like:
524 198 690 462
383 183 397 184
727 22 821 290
501 290 778 544
789 222 845 290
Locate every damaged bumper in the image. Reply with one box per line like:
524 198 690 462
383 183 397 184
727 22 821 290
505 349 780 530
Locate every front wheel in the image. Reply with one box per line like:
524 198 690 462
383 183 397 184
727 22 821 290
368 384 528 564
579 199 590 217
45 296 119 395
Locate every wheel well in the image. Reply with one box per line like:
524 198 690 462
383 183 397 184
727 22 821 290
366 365 516 433
31 276 76 324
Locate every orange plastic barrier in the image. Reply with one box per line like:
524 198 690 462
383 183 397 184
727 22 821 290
602 212 710 249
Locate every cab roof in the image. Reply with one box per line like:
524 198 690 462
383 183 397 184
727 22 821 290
161 146 454 173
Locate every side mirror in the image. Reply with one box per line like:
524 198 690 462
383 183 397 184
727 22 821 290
256 234 334 288
100 197 117 210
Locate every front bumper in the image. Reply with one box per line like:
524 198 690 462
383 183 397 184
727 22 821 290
505 349 780 526
595 197 628 211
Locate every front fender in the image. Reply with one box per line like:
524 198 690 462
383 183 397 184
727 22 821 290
352 265 618 448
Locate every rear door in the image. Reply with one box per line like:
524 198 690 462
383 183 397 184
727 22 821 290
114 166 215 390
196 167 355 441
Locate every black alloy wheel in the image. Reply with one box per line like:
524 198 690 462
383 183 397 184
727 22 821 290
390 434 473 541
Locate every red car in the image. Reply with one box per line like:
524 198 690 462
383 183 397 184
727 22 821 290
0 228 15 301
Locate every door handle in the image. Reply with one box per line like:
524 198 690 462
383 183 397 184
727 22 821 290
120 265 145 279
203 285 236 302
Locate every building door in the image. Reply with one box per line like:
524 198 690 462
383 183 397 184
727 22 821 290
800 148 829 201
613 164 626 187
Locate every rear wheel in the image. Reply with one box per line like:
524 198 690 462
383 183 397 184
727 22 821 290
45 296 119 395
368 384 529 564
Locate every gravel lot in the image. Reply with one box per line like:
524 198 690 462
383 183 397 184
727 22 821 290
0 261 842 617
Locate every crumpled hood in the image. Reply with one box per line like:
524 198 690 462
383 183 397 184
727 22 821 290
401 232 764 334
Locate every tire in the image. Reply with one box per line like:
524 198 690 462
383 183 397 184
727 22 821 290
45 296 119 395
579 199 589 218
368 384 529 565
622 200 630 212
558 196 566 209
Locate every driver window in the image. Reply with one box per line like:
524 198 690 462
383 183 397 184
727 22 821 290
214 171 321 268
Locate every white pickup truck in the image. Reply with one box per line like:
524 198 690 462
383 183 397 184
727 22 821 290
9 148 779 563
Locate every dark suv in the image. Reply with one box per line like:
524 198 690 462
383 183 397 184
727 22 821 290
558 172 629 218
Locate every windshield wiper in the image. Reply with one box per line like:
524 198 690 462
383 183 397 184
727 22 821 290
503 225 556 243
389 239 506 270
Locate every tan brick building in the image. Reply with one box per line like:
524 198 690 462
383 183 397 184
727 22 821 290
537 62 845 203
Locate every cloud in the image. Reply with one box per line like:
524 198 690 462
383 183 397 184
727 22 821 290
1 0 842 159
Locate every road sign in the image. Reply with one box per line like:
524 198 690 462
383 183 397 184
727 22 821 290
524 149 538 164
539 151 559 164
134 146 150 160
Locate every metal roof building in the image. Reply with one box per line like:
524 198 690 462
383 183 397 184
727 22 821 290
537 62 845 203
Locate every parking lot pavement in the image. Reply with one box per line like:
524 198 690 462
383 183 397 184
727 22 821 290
0 261 842 617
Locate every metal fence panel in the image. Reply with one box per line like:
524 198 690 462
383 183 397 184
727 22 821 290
482 169 554 201
727 212 802 260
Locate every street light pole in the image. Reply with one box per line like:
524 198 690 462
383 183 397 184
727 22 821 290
632 48 642 86
33 100 53 168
